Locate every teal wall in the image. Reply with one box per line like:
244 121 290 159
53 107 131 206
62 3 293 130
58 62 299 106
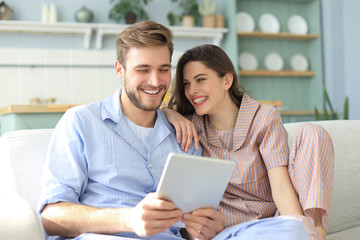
1 0 359 119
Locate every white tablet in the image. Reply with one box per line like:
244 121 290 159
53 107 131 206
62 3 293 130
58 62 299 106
156 153 235 213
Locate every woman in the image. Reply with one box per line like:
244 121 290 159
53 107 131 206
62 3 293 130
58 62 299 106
164 44 334 239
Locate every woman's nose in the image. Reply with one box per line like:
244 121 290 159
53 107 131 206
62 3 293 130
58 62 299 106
189 84 198 95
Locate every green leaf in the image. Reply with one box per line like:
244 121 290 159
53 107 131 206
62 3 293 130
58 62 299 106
314 107 322 120
323 102 330 120
343 96 349 120
323 86 335 115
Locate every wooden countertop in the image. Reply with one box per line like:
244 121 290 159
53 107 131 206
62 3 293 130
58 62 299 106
0 104 80 115
0 103 315 116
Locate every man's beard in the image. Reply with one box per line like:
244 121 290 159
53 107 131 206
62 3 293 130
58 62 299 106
123 78 167 111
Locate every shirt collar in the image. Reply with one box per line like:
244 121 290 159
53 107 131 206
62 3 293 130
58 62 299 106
101 88 175 131
101 88 123 123
194 93 260 151
100 89 175 157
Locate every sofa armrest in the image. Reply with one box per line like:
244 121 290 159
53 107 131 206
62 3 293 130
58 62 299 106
0 196 45 240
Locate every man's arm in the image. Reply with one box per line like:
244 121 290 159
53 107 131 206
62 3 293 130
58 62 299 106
41 193 183 238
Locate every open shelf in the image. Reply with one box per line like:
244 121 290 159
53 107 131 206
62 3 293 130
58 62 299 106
239 70 315 77
237 31 319 40
0 21 228 49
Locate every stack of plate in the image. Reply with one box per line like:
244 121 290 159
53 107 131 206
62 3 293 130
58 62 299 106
258 13 280 33
238 52 258 70
290 53 309 71
287 15 308 35
264 52 283 71
236 12 255 32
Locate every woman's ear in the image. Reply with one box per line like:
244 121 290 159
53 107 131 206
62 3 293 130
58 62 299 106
224 73 234 90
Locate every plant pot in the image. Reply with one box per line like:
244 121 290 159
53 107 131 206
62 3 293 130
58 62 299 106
182 15 194 27
202 15 216 28
125 12 137 24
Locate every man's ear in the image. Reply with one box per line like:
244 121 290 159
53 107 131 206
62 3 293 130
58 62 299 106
115 60 125 79
224 73 234 90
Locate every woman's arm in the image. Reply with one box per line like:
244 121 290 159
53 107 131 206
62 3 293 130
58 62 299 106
162 108 199 152
268 167 326 238
267 166 303 216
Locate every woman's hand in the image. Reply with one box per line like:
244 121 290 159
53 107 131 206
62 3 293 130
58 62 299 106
182 208 225 240
162 109 199 152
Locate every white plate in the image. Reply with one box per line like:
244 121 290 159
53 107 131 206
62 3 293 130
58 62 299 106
287 15 308 35
238 51 258 70
290 53 309 71
236 12 255 32
259 13 280 33
264 52 284 71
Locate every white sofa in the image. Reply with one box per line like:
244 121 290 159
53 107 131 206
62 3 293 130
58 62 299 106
0 120 359 240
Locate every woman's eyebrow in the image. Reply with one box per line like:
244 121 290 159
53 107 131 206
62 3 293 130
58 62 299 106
193 73 207 79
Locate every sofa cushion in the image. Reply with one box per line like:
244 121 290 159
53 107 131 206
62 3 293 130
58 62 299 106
284 120 360 235
0 129 53 210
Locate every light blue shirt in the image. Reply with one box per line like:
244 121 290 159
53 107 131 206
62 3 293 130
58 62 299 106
38 89 201 240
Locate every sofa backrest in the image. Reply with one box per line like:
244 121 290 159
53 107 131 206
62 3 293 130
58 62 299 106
0 120 359 235
284 120 360 235
0 129 53 210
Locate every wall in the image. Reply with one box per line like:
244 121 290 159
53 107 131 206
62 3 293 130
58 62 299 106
1 0 359 119
322 0 360 119
0 0 225 107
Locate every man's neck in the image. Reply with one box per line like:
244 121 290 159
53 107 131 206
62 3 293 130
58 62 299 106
120 94 157 128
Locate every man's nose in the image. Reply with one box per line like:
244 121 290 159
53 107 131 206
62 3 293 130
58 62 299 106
148 71 160 86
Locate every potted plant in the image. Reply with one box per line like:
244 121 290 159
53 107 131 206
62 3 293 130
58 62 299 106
109 0 152 24
314 86 349 120
199 0 217 28
167 0 199 27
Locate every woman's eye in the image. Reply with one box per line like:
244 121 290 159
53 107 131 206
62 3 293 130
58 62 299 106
198 78 206 82
182 82 189 87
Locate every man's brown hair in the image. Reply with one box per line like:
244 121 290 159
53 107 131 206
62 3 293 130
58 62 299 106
116 21 174 67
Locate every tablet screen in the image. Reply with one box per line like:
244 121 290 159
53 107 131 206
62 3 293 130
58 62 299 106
156 152 235 213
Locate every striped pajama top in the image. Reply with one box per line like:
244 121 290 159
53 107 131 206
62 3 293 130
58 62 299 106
191 93 289 228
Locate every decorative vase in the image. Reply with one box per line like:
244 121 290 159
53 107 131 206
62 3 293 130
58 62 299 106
75 6 93 23
0 1 13 20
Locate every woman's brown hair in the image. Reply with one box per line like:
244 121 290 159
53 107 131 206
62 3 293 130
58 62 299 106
168 44 245 116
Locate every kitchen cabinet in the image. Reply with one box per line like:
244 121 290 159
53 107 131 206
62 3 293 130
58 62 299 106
0 104 78 135
222 0 323 123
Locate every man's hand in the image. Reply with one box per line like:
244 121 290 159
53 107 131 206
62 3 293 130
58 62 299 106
128 193 183 237
182 208 225 240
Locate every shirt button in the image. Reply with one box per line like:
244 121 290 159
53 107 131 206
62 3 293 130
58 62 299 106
148 163 153 168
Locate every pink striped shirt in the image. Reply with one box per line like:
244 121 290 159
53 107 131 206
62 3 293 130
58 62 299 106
191 93 289 227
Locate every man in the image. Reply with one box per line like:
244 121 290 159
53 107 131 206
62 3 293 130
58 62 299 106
38 21 223 240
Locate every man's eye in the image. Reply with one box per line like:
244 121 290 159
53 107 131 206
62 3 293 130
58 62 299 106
159 68 169 72
137 69 148 73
